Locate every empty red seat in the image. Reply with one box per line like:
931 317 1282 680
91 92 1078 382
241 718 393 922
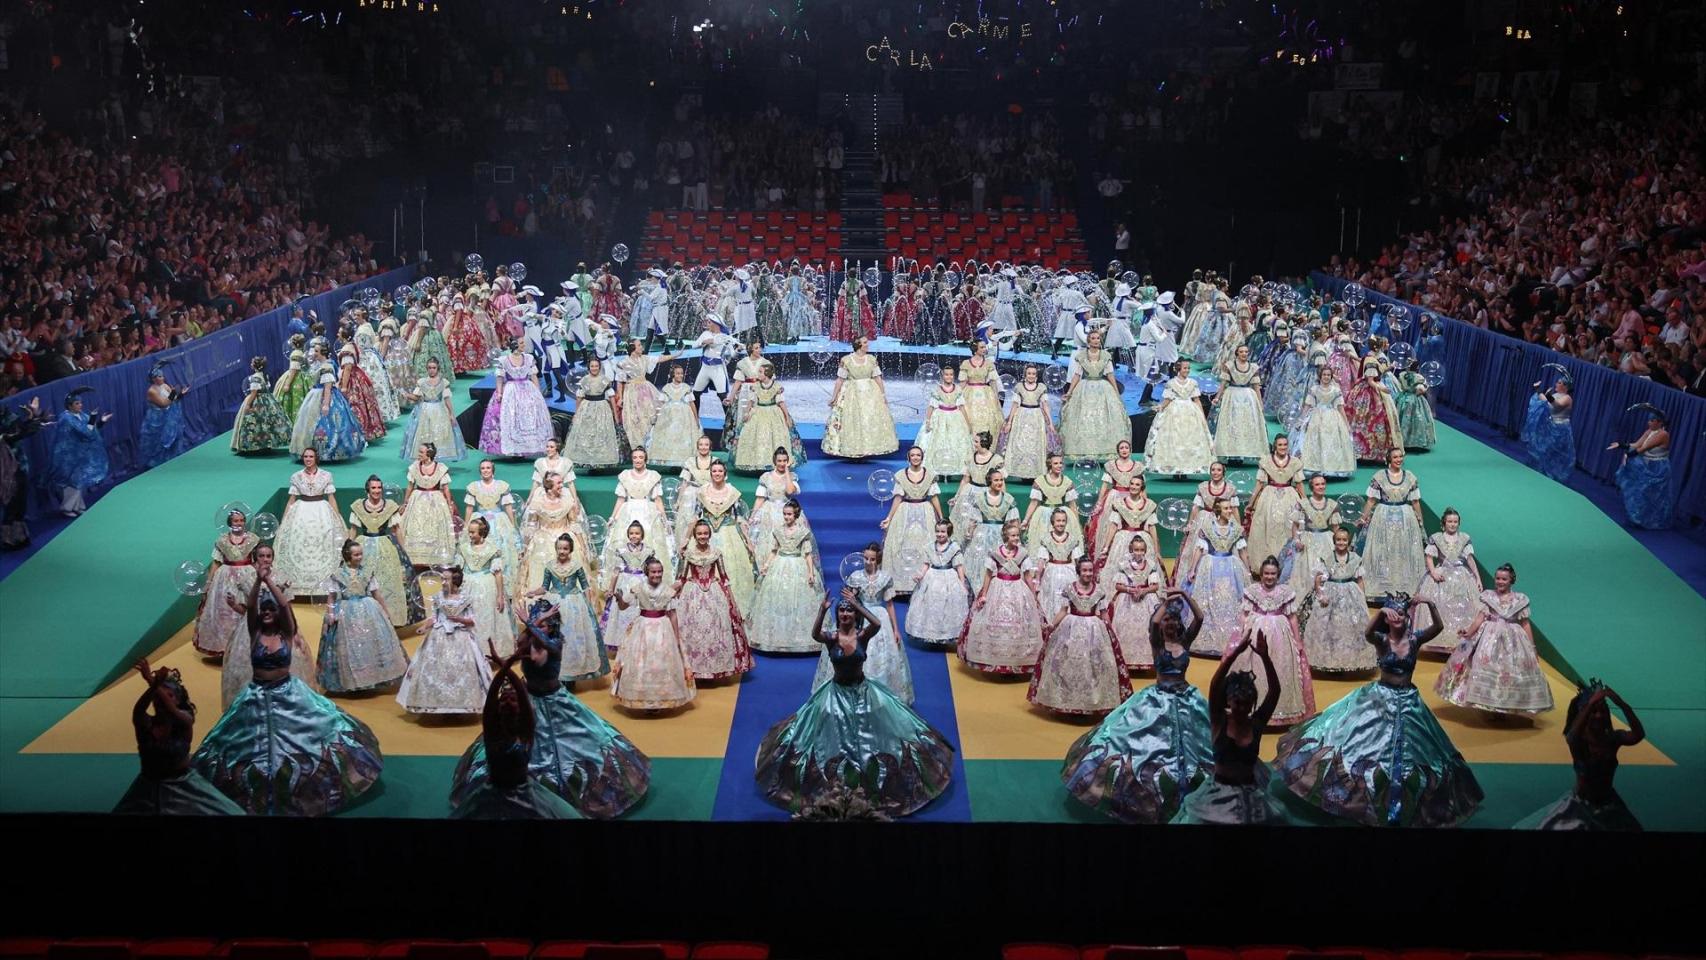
689 944 768 960
531 944 602 960
223 943 312 960
1239 946 1308 960
1001 946 1078 960
583 949 664 960
1084 948 1189 960
619 946 685 960
139 940 218 959
0 941 54 960
47 945 135 960
307 944 373 960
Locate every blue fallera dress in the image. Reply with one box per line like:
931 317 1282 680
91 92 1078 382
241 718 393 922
1273 635 1483 827
450 776 585 820
1060 646 1213 824
191 635 384 816
754 628 955 817
288 361 367 462
1515 753 1642 832
113 717 244 816
138 394 189 467
449 622 650 819
1519 393 1575 483
51 411 109 492
1169 730 1300 825
1615 439 1673 529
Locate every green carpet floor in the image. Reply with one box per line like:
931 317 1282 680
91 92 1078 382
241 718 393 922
1 375 1701 827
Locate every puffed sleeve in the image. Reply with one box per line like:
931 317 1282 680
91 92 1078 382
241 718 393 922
837 358 851 379
1028 485 1043 502
1364 479 1381 500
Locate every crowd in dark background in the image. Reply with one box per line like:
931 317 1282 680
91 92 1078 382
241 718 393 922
1 0 1703 397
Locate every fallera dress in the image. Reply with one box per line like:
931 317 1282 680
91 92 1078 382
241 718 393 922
693 482 758 617
813 569 913 702
999 381 1060 481
1415 532 1481 654
881 467 941 595
906 541 971 647
288 361 366 461
755 628 955 817
566 374 622 469
401 462 457 567
192 531 262 656
674 544 755 680
918 383 975 479
231 371 291 453
347 498 423 627
1295 382 1356 479
648 382 705 468
193 633 384 816
1108 555 1164 670
273 469 343 595
1180 519 1249 657
1213 361 1267 461
1221 582 1314 726
1028 583 1131 716
395 593 490 714
728 379 805 472
1303 550 1375 673
316 569 408 694
539 558 608 681
959 545 1045 674
821 353 899 459
1362 470 1425 600
1144 376 1214 476
1436 590 1554 715
1026 472 1083 549
399 375 468 461
1276 631 1483 827
1060 350 1131 460
449 620 650 818
1061 645 1213 823
748 521 825 654
611 580 696 710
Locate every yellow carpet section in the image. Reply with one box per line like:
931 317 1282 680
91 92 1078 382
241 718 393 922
947 648 1670 765
24 597 738 760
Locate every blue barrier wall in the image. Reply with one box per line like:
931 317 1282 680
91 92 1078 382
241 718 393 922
1312 272 1703 524
6 268 416 522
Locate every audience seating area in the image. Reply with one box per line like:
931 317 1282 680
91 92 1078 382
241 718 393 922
639 211 842 265
0 940 768 960
882 208 1091 271
1001 946 1698 960
11 941 1691 960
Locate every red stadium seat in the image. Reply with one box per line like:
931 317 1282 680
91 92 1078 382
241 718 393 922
307 945 374 960
1001 946 1078 960
1238 946 1308 960
406 948 494 960
0 941 56 960
138 940 218 959
583 949 664 960
223 943 313 960
531 945 603 959
688 945 769 960
47 945 135 960
1083 948 1189 960
620 946 686 960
